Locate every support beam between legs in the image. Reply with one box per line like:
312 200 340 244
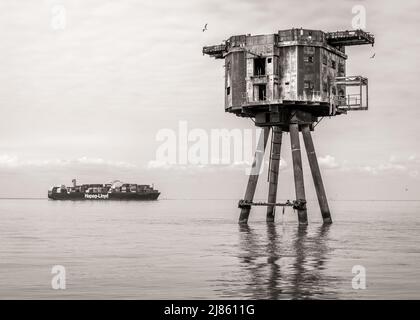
289 123 308 225
266 127 283 222
239 127 270 224
301 125 332 224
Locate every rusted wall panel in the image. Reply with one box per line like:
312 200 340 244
225 51 246 109
231 51 246 108
297 46 305 99
279 46 297 101
297 46 322 102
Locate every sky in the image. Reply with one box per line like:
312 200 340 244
0 0 419 200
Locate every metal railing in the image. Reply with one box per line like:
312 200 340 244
334 76 368 111
202 44 227 59
336 94 361 106
326 29 375 46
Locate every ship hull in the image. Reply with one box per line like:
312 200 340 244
48 192 160 201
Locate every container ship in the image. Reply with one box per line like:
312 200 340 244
48 179 160 200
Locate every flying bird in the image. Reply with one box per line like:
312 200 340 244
370 53 376 59
202 23 208 32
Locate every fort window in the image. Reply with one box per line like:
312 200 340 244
256 84 266 101
254 58 266 76
226 87 231 95
267 58 272 63
331 60 336 69
304 55 314 63
304 81 314 90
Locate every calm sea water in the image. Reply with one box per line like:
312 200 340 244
0 199 419 299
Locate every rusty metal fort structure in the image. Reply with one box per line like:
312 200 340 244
203 28 374 224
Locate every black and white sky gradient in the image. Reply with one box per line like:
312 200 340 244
0 0 419 200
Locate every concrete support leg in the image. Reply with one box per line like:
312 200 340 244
301 125 332 224
239 127 270 224
289 123 308 225
266 127 283 222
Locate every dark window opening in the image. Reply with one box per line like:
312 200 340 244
332 86 336 95
285 82 290 85
267 58 272 63
304 55 314 63
226 87 230 95
304 81 314 90
257 85 266 101
331 60 336 69
338 63 345 73
322 55 328 65
254 58 266 76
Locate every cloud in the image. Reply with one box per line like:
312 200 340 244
0 155 18 167
0 154 136 169
75 156 136 168
342 155 420 178
367 155 420 175
358 163 406 175
146 153 420 181
146 159 240 171
318 155 340 169
409 170 419 178
147 160 180 170
146 157 288 172
280 158 288 169
391 154 420 165
304 154 420 179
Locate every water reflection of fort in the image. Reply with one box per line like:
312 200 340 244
217 223 339 299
